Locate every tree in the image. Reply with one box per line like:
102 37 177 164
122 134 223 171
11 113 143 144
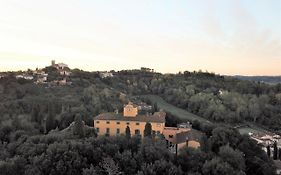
144 122 152 137
178 147 206 173
82 165 98 175
267 145 271 158
115 150 137 175
100 157 121 175
45 106 55 133
31 104 40 123
279 148 281 160
138 159 182 175
126 126 131 139
209 127 241 153
73 114 84 138
273 141 278 160
200 134 210 152
202 157 237 175
218 145 245 171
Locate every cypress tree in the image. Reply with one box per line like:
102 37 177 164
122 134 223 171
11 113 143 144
273 141 278 160
266 145 271 158
46 103 56 133
144 122 152 137
125 126 131 139
73 114 84 138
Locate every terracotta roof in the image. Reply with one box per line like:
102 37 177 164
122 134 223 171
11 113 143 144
94 112 165 123
175 132 189 144
174 130 201 144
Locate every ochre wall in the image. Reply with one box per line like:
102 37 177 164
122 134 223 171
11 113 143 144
94 119 165 137
188 140 200 149
123 105 138 117
162 127 191 143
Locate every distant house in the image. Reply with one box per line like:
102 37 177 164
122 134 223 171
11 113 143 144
249 132 281 147
99 71 113 78
16 74 34 80
59 70 71 76
163 127 200 155
52 78 71 86
137 102 153 112
33 69 48 84
36 74 48 84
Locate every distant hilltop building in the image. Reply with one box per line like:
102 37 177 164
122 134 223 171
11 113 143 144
99 71 114 79
51 60 69 70
93 102 201 154
51 60 71 76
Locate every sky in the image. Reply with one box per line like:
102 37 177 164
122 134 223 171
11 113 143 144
0 0 280 75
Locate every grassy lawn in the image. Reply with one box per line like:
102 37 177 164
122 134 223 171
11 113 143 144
141 95 213 125
237 127 263 135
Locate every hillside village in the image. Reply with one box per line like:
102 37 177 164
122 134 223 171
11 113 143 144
1 61 281 174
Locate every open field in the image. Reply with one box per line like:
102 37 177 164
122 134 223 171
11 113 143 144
237 126 265 135
141 95 274 136
141 95 213 125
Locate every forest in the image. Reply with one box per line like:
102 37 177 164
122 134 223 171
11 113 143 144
0 68 280 175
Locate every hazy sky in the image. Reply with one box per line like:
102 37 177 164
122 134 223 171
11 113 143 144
0 0 280 75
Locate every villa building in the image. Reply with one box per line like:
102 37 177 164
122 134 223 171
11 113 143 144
94 102 201 153
94 102 166 137
163 125 200 155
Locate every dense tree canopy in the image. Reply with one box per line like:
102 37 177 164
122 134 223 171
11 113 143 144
0 69 279 174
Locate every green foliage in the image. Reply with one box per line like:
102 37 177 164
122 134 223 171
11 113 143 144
209 127 241 153
218 145 245 171
0 69 279 175
178 147 207 173
73 114 84 138
202 157 239 175
144 122 152 137
46 103 57 133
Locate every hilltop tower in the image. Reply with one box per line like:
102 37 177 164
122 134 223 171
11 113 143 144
123 102 138 117
51 60 55 66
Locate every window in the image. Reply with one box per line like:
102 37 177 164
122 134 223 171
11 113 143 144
135 129 140 135
116 128 120 134
169 135 173 138
96 128 99 133
152 130 156 135
126 122 130 125
136 122 140 125
106 128 110 134
106 121 110 124
96 121 100 124
116 122 120 125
